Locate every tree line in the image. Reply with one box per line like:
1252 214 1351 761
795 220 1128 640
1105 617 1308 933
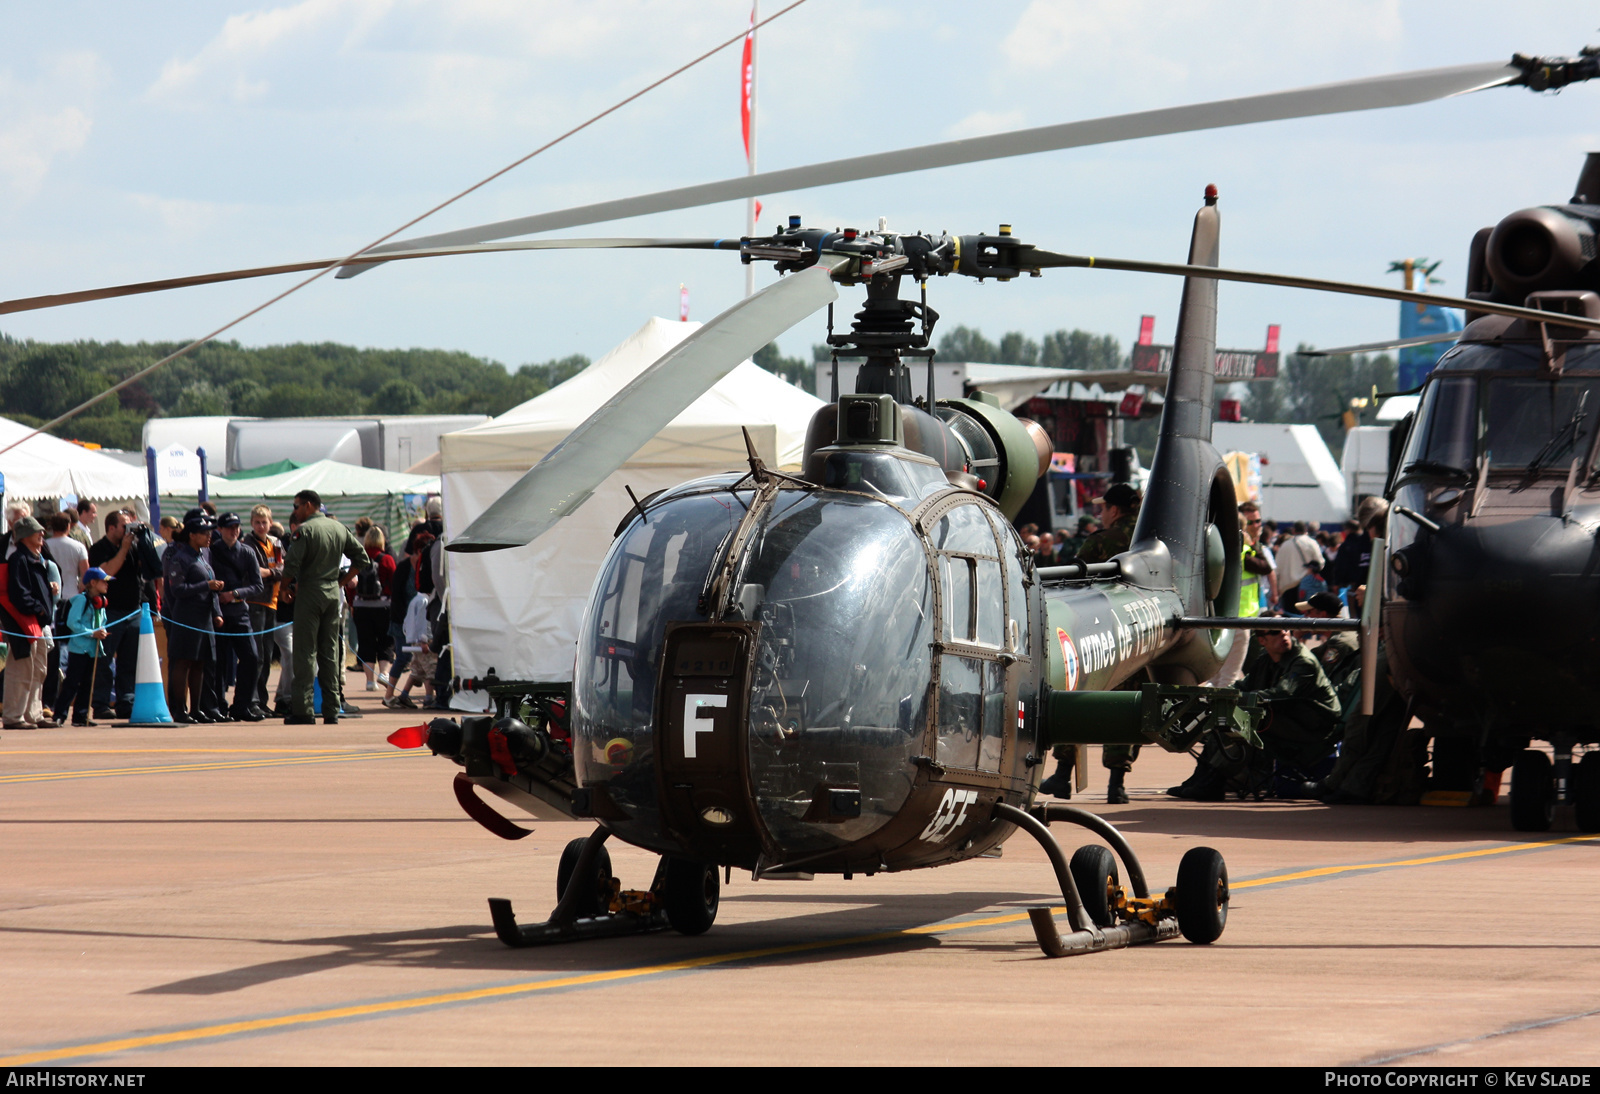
0 323 1392 456
0 331 590 451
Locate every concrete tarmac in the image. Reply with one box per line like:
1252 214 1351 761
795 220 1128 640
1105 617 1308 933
2 686 1597 1067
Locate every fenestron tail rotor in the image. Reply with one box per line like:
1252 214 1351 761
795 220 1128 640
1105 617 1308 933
447 257 845 553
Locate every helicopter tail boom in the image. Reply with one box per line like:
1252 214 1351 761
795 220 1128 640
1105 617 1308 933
1122 191 1241 683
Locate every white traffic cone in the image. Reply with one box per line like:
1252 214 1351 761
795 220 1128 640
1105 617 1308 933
127 604 174 725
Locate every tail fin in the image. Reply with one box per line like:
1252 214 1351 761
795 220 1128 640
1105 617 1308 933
1123 188 1242 677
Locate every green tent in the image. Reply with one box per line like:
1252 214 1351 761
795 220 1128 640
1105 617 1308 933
226 458 308 480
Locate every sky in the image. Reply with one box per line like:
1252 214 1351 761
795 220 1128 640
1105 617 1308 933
2 0 1598 373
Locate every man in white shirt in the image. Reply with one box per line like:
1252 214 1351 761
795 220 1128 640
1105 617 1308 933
1274 520 1324 612
44 514 90 603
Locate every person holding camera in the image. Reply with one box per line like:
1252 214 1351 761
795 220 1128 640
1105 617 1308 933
86 509 160 719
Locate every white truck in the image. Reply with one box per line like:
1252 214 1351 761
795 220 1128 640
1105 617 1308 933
1212 422 1348 527
1339 395 1419 514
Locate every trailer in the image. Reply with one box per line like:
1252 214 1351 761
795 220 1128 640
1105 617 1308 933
1212 422 1347 527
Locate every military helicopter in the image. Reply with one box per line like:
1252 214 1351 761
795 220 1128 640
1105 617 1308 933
1377 152 1600 833
5 44 1598 955
394 187 1597 956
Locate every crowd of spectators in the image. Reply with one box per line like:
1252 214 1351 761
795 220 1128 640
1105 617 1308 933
1166 495 1401 804
0 495 451 730
1017 514 1102 568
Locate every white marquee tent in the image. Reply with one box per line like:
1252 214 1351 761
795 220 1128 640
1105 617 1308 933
0 416 151 528
442 316 825 683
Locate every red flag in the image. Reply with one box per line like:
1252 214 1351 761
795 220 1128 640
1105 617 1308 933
743 7 760 226
679 283 690 322
741 10 755 164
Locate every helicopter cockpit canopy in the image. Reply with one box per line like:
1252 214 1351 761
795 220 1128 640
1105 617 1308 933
570 446 1018 859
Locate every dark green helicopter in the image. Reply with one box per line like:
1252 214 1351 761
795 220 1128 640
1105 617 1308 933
5 45 1597 955
1381 152 1600 833
412 185 1596 954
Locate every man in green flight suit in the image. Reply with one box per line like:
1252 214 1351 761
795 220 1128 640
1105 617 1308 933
282 490 372 725
1040 482 1144 804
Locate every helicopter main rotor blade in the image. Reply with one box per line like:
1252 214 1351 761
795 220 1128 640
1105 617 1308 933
359 61 1517 259
447 258 845 553
0 238 737 316
1024 249 1600 334
1301 332 1461 357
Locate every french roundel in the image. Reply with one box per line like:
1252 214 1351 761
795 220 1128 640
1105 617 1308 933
1056 627 1079 691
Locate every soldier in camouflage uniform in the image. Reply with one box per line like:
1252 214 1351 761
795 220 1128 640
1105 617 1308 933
1169 619 1341 800
1294 591 1362 713
1040 482 1144 804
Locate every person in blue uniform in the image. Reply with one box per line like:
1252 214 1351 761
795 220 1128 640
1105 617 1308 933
163 511 225 724
209 512 267 721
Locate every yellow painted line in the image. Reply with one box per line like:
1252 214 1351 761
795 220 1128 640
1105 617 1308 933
3 833 1595 1064
0 910 1035 1066
1230 833 1600 889
0 750 423 784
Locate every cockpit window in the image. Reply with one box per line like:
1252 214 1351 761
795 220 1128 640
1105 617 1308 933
932 502 1004 647
573 490 748 819
1402 378 1476 475
736 492 931 853
1483 378 1600 471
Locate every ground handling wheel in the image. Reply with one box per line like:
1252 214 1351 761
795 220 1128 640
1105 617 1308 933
1173 847 1228 944
1069 845 1120 928
1510 749 1555 832
1574 752 1600 834
662 858 720 936
556 837 614 917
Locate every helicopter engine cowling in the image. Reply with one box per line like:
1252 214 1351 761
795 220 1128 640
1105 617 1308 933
934 398 1051 519
801 398 1049 518
1483 204 1600 299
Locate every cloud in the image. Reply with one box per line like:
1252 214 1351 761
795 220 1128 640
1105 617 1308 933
127 193 229 235
1000 0 1404 98
946 109 1027 140
0 52 101 201
150 0 395 104
144 0 736 117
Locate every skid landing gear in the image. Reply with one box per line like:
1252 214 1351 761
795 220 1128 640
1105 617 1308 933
995 802 1228 957
489 827 723 948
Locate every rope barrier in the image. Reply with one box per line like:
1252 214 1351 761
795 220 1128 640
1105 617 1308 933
159 616 292 637
0 608 292 641
0 608 141 642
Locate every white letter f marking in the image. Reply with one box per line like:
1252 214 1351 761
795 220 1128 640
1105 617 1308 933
683 694 727 759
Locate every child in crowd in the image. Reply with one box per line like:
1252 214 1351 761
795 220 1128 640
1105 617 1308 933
384 586 436 710
54 568 111 727
1297 558 1329 602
